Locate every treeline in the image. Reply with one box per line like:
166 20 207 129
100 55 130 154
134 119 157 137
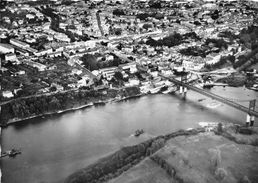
239 25 258 50
204 55 235 71
146 33 183 47
233 48 258 70
179 38 229 58
145 32 200 48
65 137 165 183
205 38 228 50
0 87 140 126
80 53 125 71
180 46 208 58
136 12 164 21
65 128 205 183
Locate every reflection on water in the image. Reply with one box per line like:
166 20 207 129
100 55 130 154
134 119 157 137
1 87 258 183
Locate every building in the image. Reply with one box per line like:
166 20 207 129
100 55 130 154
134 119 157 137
99 67 118 80
2 91 14 98
10 39 30 49
51 83 64 91
5 53 17 61
34 48 53 57
0 43 15 54
119 62 137 73
21 60 46 71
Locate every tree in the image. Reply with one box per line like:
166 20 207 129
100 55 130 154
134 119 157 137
50 86 57 92
114 71 123 80
149 0 162 8
81 54 98 71
113 9 125 16
114 28 122 35
143 23 152 30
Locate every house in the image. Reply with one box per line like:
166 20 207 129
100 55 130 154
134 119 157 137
25 47 38 54
84 40 96 48
54 34 71 42
10 39 30 49
119 62 137 73
2 91 14 98
48 51 62 58
51 83 64 91
124 78 140 87
22 60 46 71
26 14 35 19
0 43 15 54
35 48 53 57
99 67 118 80
5 53 17 61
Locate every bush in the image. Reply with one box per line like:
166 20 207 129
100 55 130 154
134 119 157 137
113 9 125 16
215 167 227 181
80 54 98 71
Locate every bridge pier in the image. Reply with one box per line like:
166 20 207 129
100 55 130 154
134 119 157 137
179 86 187 98
250 115 255 126
179 86 183 94
246 114 251 127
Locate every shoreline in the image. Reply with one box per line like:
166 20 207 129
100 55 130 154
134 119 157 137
4 93 145 127
2 84 254 127
65 123 258 183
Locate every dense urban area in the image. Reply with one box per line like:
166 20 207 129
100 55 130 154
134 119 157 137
1 0 258 125
1 0 258 182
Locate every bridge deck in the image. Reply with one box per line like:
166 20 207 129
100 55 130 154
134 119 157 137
160 74 258 118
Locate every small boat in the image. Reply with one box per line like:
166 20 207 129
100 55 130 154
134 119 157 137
249 85 258 91
134 129 144 137
93 101 106 106
162 86 176 94
203 83 214 88
198 98 205 102
8 149 22 157
1 149 21 158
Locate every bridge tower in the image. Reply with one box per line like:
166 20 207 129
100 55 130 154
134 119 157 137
180 73 188 98
247 99 256 126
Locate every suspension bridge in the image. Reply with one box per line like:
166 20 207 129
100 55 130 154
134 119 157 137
159 73 258 125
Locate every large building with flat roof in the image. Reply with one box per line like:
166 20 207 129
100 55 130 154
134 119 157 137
10 39 30 49
0 43 15 54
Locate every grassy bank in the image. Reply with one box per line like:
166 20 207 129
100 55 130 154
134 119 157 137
65 128 206 183
65 123 258 183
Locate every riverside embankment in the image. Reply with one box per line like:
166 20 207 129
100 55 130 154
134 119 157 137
65 123 258 183
0 86 141 127
65 124 258 183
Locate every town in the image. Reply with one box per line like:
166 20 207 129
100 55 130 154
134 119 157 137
1 0 258 124
1 0 258 99
1 1 258 183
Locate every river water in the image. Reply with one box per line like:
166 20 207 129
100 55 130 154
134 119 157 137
1 87 258 183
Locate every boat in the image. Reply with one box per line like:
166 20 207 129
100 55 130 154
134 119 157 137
93 101 106 106
249 84 258 91
162 86 176 94
1 149 21 158
198 98 206 102
8 149 22 157
150 86 163 94
134 129 144 137
203 82 214 88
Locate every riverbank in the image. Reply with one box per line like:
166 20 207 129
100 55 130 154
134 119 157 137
7 93 144 126
65 123 258 183
0 86 141 127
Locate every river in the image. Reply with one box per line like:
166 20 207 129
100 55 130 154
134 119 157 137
1 87 258 183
